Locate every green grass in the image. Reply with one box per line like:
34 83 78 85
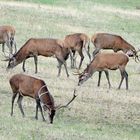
3 0 140 9
0 0 140 140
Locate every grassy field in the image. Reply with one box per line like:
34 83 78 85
0 0 140 140
3 0 140 9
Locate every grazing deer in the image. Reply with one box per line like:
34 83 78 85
0 25 16 55
9 74 77 124
64 33 91 69
77 52 129 90
91 33 139 61
6 38 69 77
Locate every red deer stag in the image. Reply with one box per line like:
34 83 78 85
64 33 91 69
0 25 16 55
91 33 139 61
77 52 129 90
10 74 77 124
6 38 69 77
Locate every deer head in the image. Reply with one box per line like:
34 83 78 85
73 65 91 86
126 49 140 62
38 85 77 124
43 105 56 124
2 52 18 70
78 72 91 86
7 56 17 69
126 50 135 57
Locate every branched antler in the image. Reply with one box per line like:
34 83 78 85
56 89 77 110
134 49 140 62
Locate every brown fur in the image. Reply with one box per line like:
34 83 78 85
10 74 55 123
92 33 137 57
0 25 16 54
64 33 91 69
78 52 129 89
7 38 69 77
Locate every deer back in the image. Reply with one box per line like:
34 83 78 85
0 25 15 43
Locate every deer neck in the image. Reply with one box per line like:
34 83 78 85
123 40 136 53
14 47 28 64
40 91 55 110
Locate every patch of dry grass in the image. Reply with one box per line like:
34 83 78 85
0 1 140 140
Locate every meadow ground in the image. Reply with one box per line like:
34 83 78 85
0 0 140 140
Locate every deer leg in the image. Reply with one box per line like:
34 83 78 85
69 49 74 68
87 43 91 62
17 94 25 117
2 43 5 52
35 99 39 120
10 38 13 50
63 61 69 77
57 59 62 77
5 40 13 55
22 59 26 72
104 70 111 88
35 104 38 120
97 71 102 87
11 93 17 116
13 40 17 53
59 56 69 77
124 70 128 90
78 49 84 69
57 58 69 77
84 47 91 63
118 70 125 89
37 101 45 121
34 55 38 73
92 48 100 58
72 50 77 68
70 51 73 68
22 56 33 72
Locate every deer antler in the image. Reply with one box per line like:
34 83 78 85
136 48 140 52
1 50 14 61
56 89 77 110
134 49 140 62
2 50 10 58
135 55 140 62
